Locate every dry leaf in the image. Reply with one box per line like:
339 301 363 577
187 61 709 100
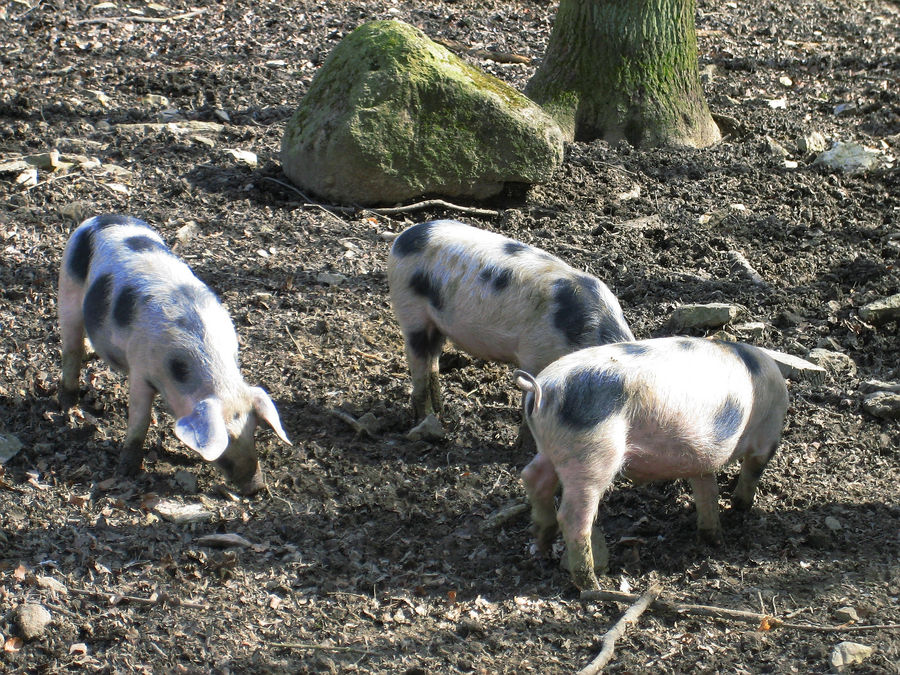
14 564 28 581
4 636 23 652
69 642 88 655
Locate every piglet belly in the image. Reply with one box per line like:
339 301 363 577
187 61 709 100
623 436 730 482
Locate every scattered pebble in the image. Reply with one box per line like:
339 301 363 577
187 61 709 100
0 432 23 464
813 141 881 174
668 303 745 330
833 606 859 623
152 499 215 524
830 641 874 671
824 516 842 531
798 131 827 154
806 348 857 377
316 272 347 286
406 414 445 442
15 603 52 640
758 348 827 385
862 391 900 420
859 293 900 324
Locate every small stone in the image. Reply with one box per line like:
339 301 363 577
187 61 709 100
765 135 789 158
140 94 170 108
806 348 857 377
0 432 23 464
758 348 827 386
316 272 346 286
225 148 258 167
859 293 900 324
213 108 231 123
830 641 874 671
668 303 746 330
813 142 881 175
824 516 842 531
798 131 827 154
173 470 198 493
860 379 900 394
176 221 198 246
191 134 216 148
25 150 60 170
833 606 859 623
152 499 214 524
15 603 52 640
733 322 768 339
406 414 445 442
862 391 900 420
779 76 793 87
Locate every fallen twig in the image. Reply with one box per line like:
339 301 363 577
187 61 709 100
433 37 531 64
262 178 501 219
367 199 500 218
578 583 662 675
261 177 352 225
479 502 529 531
68 586 210 610
76 9 206 25
264 640 369 654
328 408 375 438
580 589 900 633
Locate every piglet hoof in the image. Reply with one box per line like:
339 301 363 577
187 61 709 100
730 494 754 513
117 450 145 478
58 387 79 410
697 527 724 547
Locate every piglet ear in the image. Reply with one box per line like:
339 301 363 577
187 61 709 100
249 386 292 445
174 398 230 461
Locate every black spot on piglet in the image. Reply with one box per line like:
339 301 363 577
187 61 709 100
168 357 191 383
559 368 625 430
125 235 168 254
68 226 94 283
392 221 435 257
83 273 113 338
409 270 443 310
113 285 138 328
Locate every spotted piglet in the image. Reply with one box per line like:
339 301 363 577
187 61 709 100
387 220 634 424
58 215 291 495
514 337 789 590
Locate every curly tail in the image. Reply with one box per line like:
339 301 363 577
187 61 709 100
513 369 542 413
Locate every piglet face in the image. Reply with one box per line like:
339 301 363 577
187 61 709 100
174 387 290 495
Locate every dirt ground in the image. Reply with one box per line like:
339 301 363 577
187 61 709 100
1 0 899 672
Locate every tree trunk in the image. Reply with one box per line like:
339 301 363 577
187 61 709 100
525 0 721 148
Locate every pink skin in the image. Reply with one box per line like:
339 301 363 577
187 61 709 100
515 338 788 591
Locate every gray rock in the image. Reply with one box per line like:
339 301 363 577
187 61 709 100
733 322 768 339
860 379 900 394
280 20 564 206
173 469 198 493
0 432 23 464
833 606 859 623
830 641 874 671
406 414 445 442
668 303 746 330
758 348 827 386
798 131 827 154
859 293 900 324
813 142 881 174
807 348 857 377
15 603 52 640
824 516 842 531
862 391 900 420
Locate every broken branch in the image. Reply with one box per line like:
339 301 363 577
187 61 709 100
68 586 210 610
580 589 900 633
578 583 662 675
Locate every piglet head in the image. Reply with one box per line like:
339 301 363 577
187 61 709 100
174 388 291 495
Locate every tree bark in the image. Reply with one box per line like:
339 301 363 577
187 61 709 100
526 0 721 148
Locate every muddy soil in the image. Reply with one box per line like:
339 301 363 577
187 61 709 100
1 0 898 672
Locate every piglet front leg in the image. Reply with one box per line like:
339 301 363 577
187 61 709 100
119 377 156 476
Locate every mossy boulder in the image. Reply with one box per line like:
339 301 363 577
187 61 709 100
280 20 565 206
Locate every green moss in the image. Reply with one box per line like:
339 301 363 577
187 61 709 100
280 19 564 205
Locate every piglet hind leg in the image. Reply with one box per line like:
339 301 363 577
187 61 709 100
404 327 445 421
58 296 86 409
118 378 156 477
521 452 560 555
732 442 779 512
690 474 724 546
557 482 605 591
